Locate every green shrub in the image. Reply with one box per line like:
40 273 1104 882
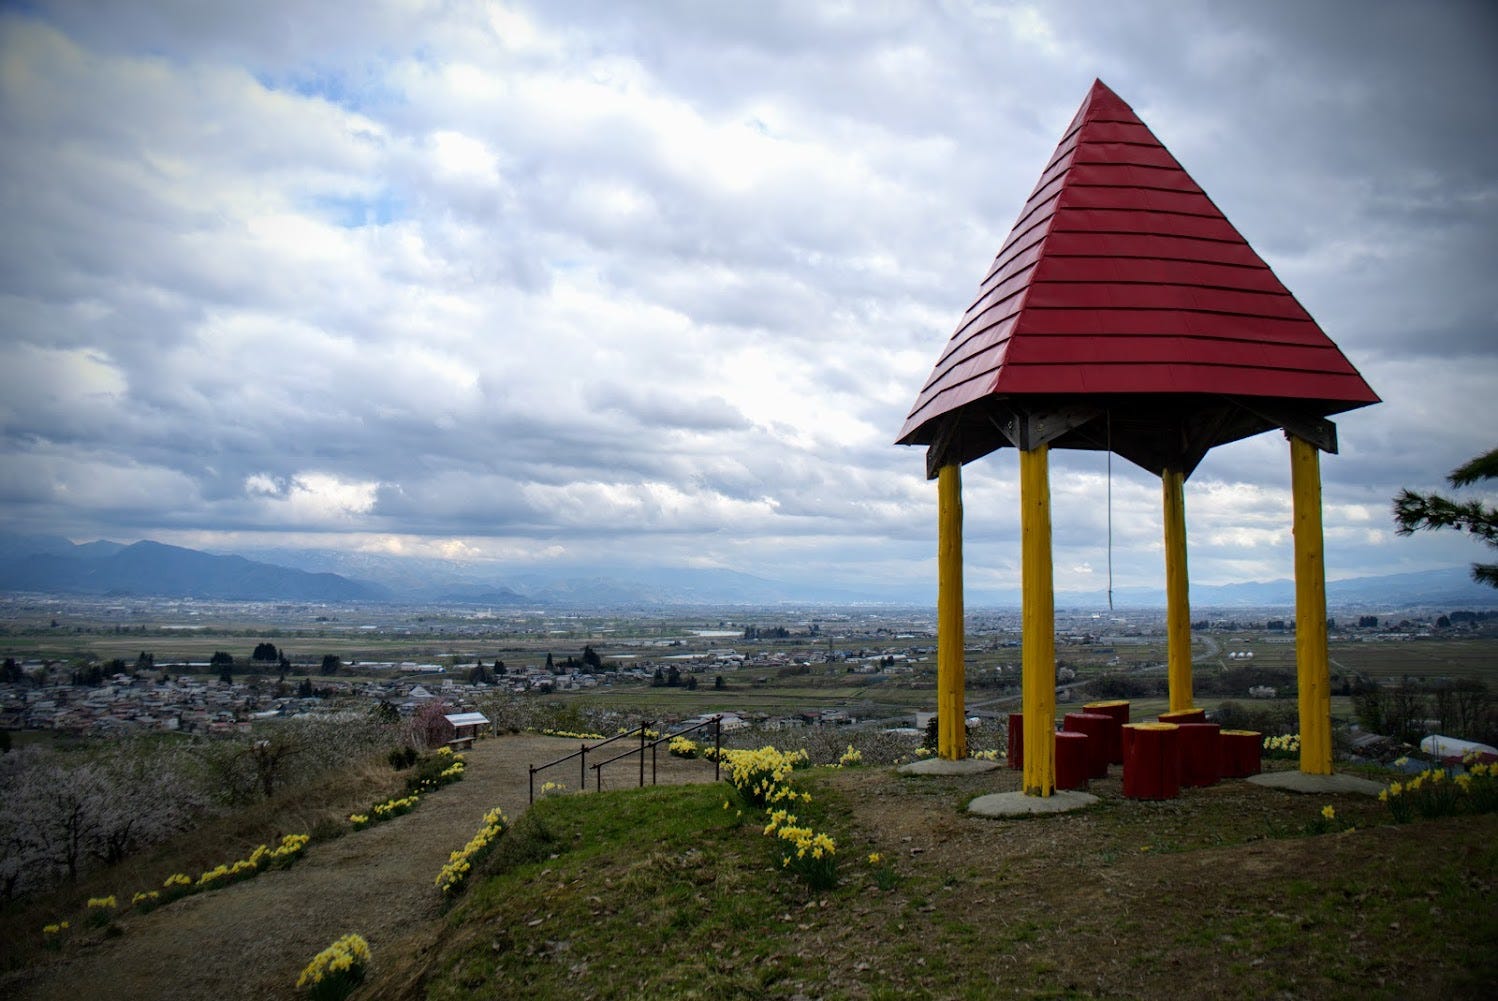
1213 699 1300 736
404 748 466 793
388 746 418 771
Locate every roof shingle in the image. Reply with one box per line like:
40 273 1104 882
897 79 1378 469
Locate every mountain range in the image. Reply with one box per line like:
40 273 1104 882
0 535 382 602
1 532 1495 610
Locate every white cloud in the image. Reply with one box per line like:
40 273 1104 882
243 472 380 526
428 129 501 184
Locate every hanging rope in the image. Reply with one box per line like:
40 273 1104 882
1106 411 1114 612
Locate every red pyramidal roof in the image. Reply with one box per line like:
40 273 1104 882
897 79 1378 467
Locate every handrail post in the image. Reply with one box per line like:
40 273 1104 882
639 723 646 788
528 765 535 805
714 715 722 781
580 743 587 788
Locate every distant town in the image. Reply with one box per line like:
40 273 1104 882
3 593 1493 740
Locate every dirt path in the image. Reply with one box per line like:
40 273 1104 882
6 735 719 1001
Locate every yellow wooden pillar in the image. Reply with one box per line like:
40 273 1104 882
936 463 966 760
1020 445 1055 796
1162 468 1193 713
1290 435 1333 774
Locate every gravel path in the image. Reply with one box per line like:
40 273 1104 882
7 734 719 1001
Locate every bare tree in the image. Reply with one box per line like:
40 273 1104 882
409 700 453 749
200 713 394 804
0 743 204 899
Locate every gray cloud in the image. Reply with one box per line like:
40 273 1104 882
1 1 1494 594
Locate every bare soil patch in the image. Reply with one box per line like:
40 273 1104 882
812 764 1494 998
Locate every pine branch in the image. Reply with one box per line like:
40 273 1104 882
1392 490 1498 544
1448 446 1498 488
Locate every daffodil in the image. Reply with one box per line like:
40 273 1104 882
435 806 508 895
297 933 371 992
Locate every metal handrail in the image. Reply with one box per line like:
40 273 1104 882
529 724 655 804
590 715 722 791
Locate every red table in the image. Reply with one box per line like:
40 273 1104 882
1055 730 1090 791
1176 722 1221 787
1123 722 1181 800
1219 729 1263 778
1007 712 1025 770
1083 700 1130 764
1063 712 1112 779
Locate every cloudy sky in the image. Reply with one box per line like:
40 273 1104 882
1 0 1495 599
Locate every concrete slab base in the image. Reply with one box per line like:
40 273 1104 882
1246 771 1384 796
968 789 1099 817
897 757 1001 776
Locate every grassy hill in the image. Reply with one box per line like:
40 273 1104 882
5 739 1494 1000
394 765 1495 1000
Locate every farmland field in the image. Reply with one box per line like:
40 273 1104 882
3 597 1494 736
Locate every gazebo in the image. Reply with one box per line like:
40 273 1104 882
897 80 1378 796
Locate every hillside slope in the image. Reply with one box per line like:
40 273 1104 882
7 743 1493 1000
408 767 1496 1000
3 736 712 1000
